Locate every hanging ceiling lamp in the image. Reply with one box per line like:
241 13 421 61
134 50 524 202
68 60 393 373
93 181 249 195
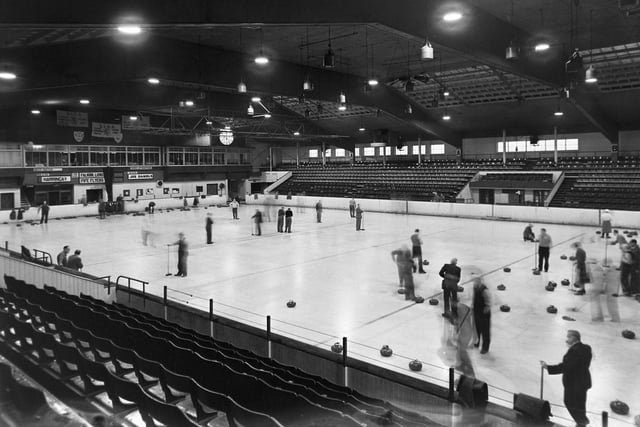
554 107 564 116
421 39 434 60
585 65 597 83
585 10 598 84
506 40 519 60
323 26 335 68
303 76 314 91
254 28 269 65
237 80 247 93
338 92 346 104
247 104 254 115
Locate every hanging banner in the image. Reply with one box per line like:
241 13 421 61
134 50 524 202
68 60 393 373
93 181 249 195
92 122 123 141
57 110 89 128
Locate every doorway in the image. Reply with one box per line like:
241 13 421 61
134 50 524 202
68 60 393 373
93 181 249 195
86 189 103 203
479 189 495 204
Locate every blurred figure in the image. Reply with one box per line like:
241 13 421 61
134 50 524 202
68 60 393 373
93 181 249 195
390 245 415 300
472 277 491 354
589 261 620 322
410 229 426 273
205 213 213 244
523 223 535 242
601 209 612 238
141 217 152 246
315 200 323 223
193 196 199 207
277 206 285 232
147 200 155 214
264 196 273 222
349 197 356 218
573 242 588 295
620 239 640 296
98 198 106 219
67 250 83 271
172 233 188 277
355 204 363 231
229 198 239 220
451 300 476 377
610 229 626 246
440 258 461 320
57 245 70 266
251 210 263 236
285 208 293 233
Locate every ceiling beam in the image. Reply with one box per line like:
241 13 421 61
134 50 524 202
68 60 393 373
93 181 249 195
0 36 462 146
0 0 617 143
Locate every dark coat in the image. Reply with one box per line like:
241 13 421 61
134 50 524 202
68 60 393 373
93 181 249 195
547 342 592 391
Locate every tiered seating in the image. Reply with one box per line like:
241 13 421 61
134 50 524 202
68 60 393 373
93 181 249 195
0 276 438 427
276 160 524 202
539 157 640 210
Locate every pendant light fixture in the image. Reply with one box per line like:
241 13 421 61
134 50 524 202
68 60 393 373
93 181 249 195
505 0 519 60
323 26 335 68
585 9 598 84
247 104 254 116
365 26 378 88
238 28 248 92
421 39 434 60
254 28 269 65
302 28 314 91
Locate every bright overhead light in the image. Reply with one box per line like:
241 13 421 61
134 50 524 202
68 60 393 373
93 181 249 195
237 81 247 93
585 65 598 83
442 114 451 121
338 103 347 111
421 40 434 60
443 12 462 22
129 116 138 121
359 126 366 132
0 72 17 80
443 88 450 97
323 47 335 68
505 41 519 60
293 131 300 136
534 42 550 52
367 78 379 87
338 92 346 104
303 77 313 91
31 109 41 115
254 54 269 65
79 99 90 105
147 77 160 84
117 25 142 35
205 119 213 125
264 113 272 118
247 104 254 115
554 108 564 117
251 96 261 103
184 100 194 107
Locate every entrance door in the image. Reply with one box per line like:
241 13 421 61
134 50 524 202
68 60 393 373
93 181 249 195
86 189 103 203
479 189 494 204
0 193 14 210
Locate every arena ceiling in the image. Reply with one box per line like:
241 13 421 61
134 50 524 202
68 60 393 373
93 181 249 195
1 0 639 148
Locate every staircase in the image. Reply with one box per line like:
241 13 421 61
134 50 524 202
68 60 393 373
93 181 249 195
549 177 579 208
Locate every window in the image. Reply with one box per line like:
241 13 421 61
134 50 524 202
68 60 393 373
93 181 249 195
90 147 108 166
363 147 375 156
109 147 126 166
355 148 360 157
309 149 319 158
69 146 89 166
143 148 160 165
379 146 391 155
430 144 445 155
335 148 345 157
184 148 198 165
497 138 579 153
199 149 213 165
167 149 184 165
412 145 427 155
0 144 22 167
213 151 225 165
395 146 408 155
126 148 143 165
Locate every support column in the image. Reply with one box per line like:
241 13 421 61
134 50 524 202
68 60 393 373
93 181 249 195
296 142 300 167
417 136 422 164
502 129 507 165
553 126 558 164
382 146 387 166
269 146 273 172
321 142 326 167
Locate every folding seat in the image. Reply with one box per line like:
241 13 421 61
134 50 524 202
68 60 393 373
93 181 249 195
103 369 143 415
51 339 83 380
139 388 199 427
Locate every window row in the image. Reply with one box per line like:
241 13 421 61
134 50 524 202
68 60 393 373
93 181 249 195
497 139 579 153
309 144 446 158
